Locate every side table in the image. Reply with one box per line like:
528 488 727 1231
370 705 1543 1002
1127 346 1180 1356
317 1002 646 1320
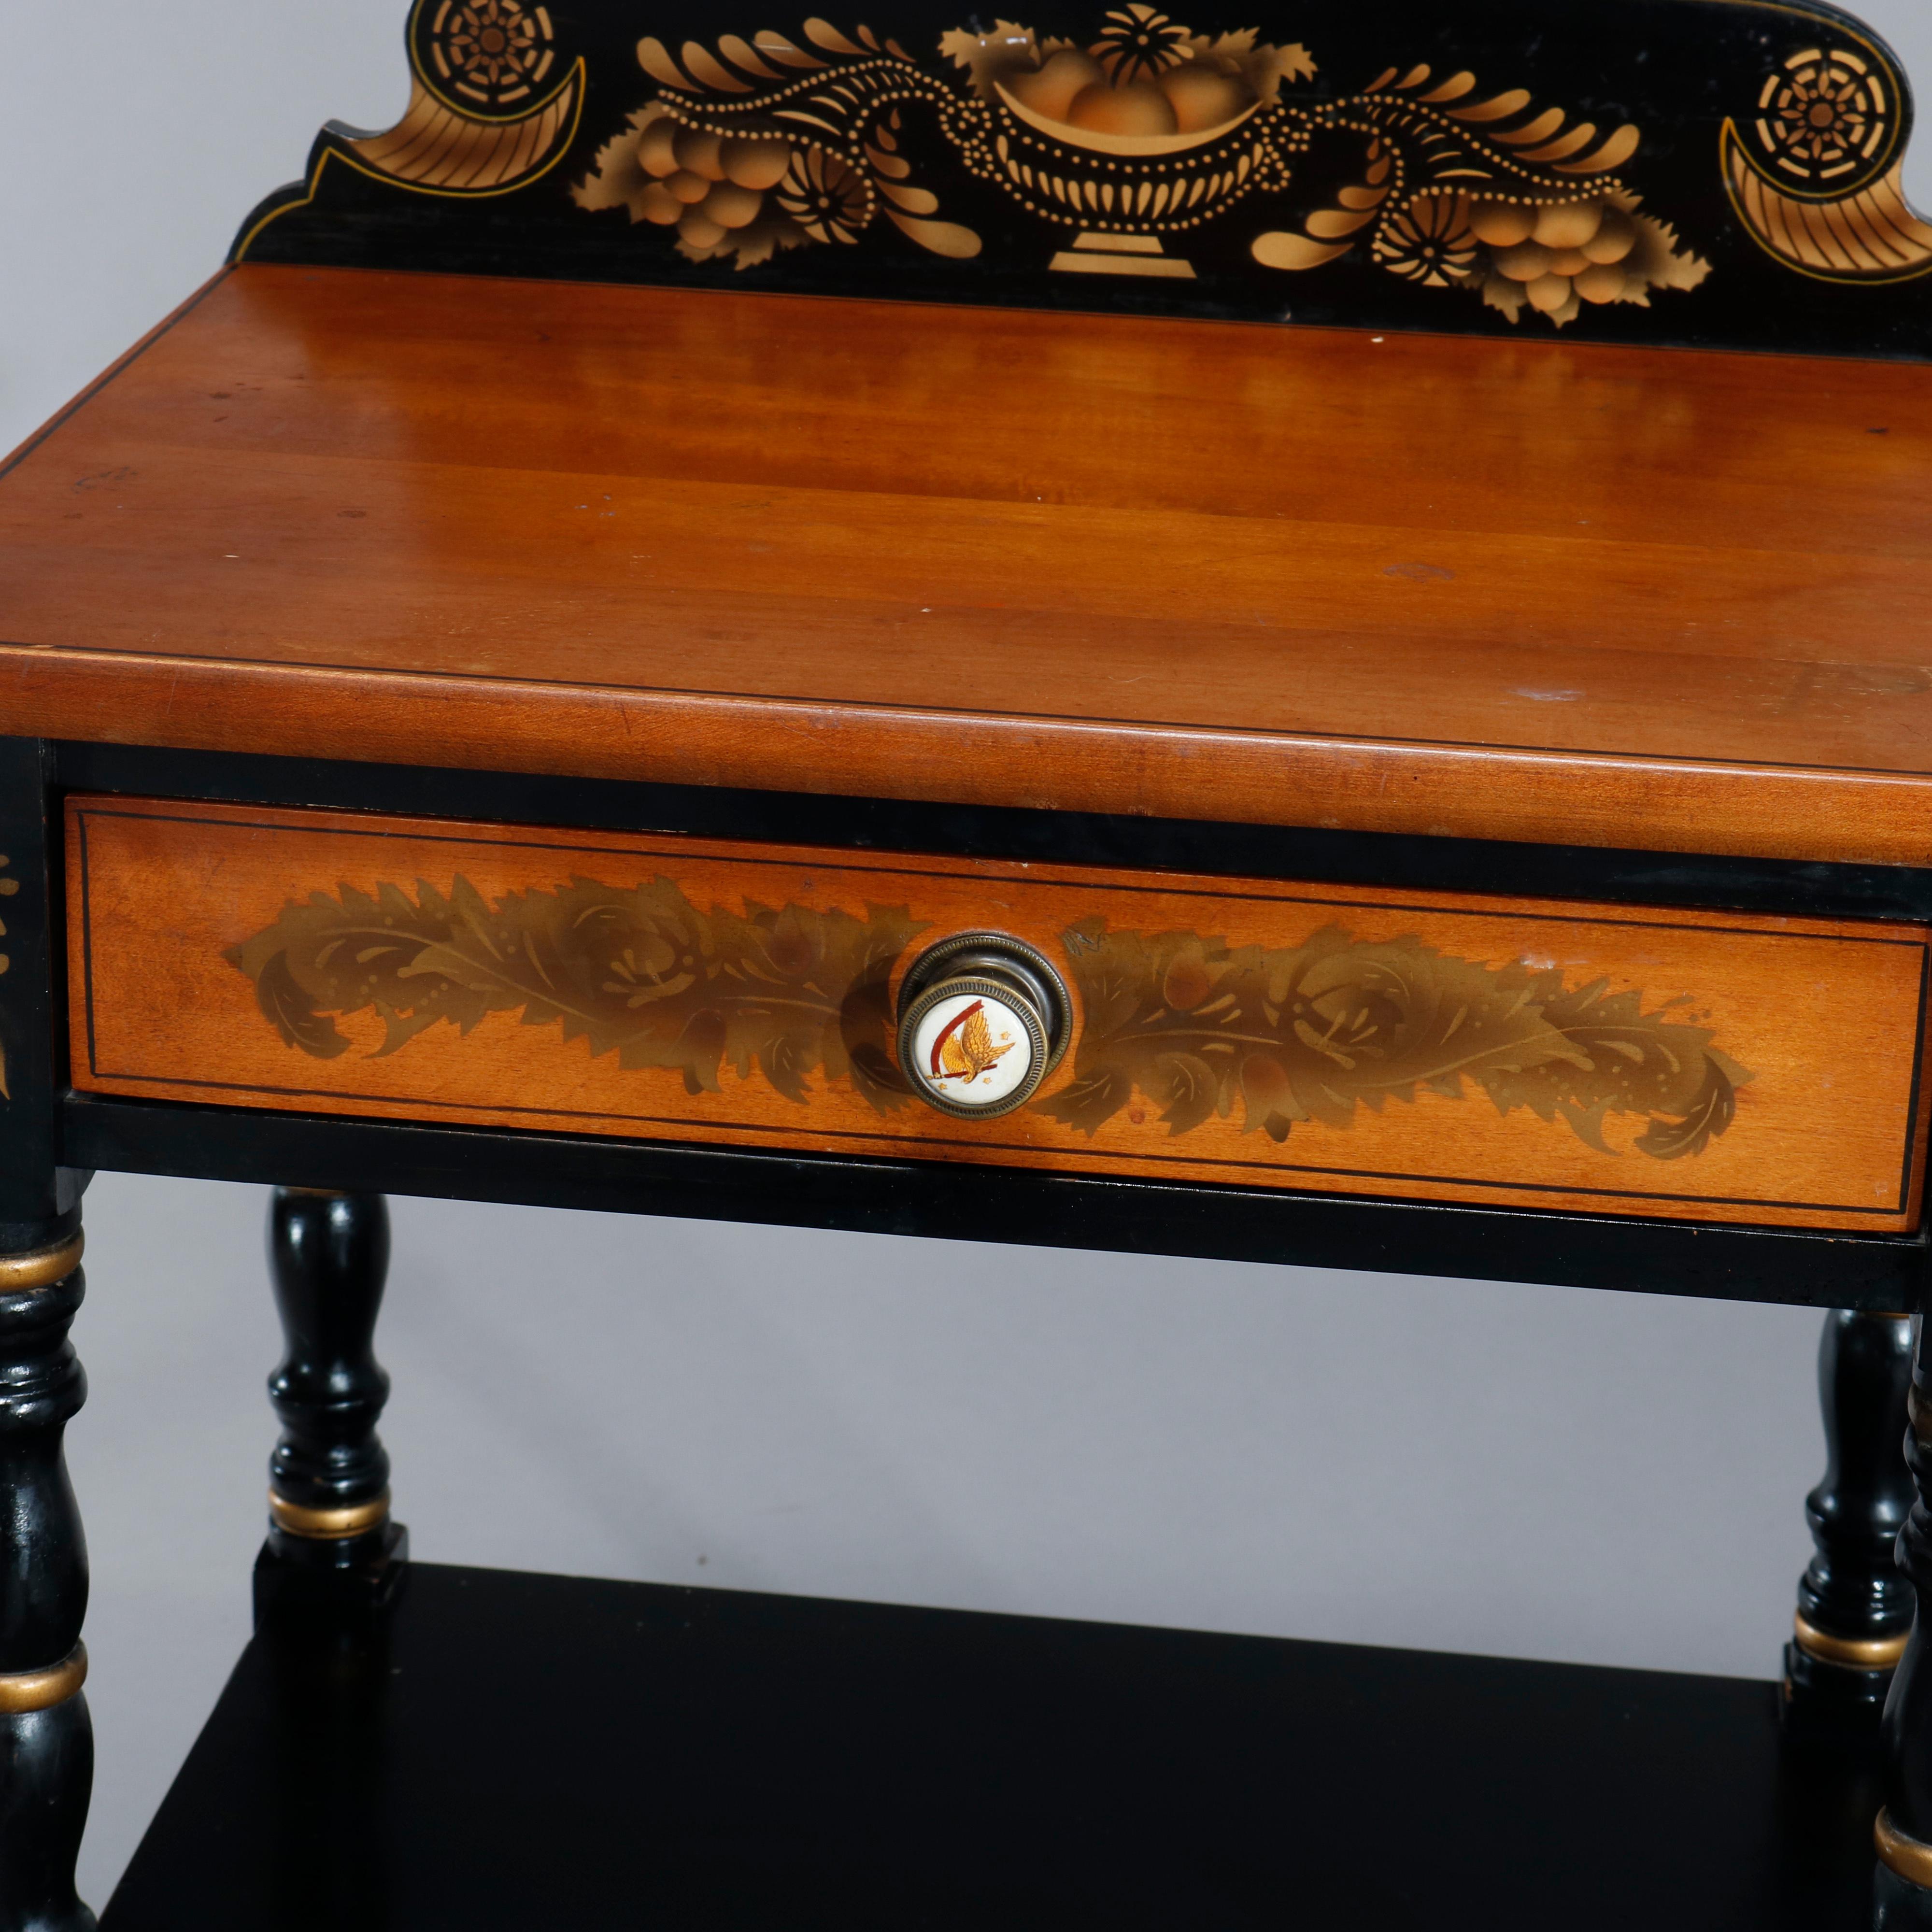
8 0 1932 1919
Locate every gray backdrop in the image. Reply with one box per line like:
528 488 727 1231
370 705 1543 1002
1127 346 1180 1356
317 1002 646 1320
8 0 1931 1905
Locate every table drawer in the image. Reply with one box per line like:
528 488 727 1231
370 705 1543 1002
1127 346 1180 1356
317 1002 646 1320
67 796 1931 1232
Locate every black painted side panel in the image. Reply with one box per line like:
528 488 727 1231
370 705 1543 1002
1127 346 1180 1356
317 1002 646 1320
0 741 84 1229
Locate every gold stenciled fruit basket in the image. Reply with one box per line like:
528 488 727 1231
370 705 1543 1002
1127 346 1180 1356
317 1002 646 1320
950 8 1313 241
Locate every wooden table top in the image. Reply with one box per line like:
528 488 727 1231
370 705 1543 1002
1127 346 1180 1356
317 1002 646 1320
3 262 1930 867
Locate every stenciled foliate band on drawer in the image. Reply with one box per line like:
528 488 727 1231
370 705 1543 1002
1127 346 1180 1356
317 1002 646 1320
65 797 1932 1231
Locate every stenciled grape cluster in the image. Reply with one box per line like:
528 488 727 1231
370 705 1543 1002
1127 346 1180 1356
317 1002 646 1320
631 115 794 252
1364 186 1705 327
1470 197 1642 318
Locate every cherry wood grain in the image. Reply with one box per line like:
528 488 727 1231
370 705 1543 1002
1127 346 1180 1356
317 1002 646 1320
9 266 1932 863
66 796 1932 1231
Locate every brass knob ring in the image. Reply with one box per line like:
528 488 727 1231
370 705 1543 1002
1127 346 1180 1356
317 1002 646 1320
896 933 1071 1121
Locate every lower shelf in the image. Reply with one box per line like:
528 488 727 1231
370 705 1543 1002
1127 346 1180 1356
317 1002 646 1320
102 1562 1879 1930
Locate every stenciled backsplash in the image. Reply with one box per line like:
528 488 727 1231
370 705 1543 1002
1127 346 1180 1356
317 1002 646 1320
233 0 1932 353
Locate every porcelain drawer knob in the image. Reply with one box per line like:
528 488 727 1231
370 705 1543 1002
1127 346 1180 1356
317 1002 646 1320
895 934 1071 1119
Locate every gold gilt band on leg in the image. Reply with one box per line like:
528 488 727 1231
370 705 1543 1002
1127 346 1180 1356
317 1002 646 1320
0 1643 88 1715
0 1232 83 1292
1792 1610 1910 1670
1878 1809 1932 1888
268 1489 392 1540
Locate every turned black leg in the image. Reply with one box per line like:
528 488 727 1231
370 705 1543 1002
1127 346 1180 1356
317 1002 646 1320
0 742 97 1932
254 1189 405 1919
1873 1305 1932 1923
0 1223 94 1932
256 1189 406 1625
1786 1310 1916 1744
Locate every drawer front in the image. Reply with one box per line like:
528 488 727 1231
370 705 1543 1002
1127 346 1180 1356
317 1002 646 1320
67 796 1932 1232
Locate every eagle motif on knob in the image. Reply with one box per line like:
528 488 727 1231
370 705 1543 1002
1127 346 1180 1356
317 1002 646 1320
930 999 1016 1086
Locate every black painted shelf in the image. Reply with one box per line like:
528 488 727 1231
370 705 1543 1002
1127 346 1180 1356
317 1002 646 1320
101 1562 1878 1929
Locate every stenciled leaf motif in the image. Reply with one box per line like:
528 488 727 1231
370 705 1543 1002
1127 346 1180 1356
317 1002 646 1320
1040 1065 1134 1135
1037 920 1753 1161
1633 1056 1744 1159
227 875 925 1114
252 951 352 1060
1151 1051 1220 1135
